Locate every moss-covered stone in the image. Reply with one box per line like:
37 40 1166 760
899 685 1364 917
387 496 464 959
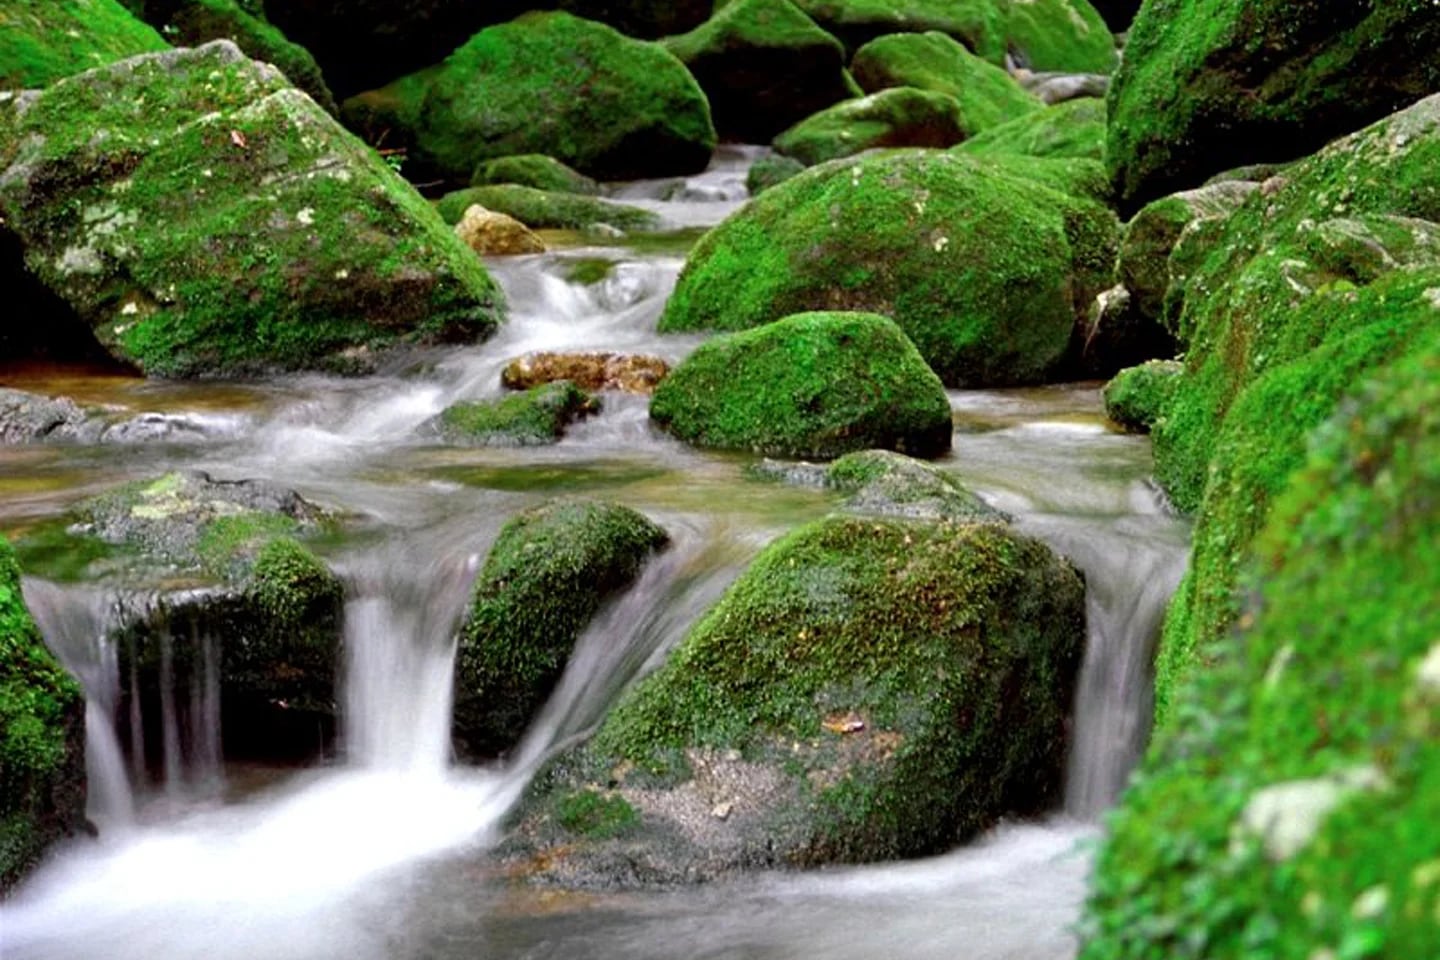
956 97 1106 161
660 150 1119 387
0 41 504 378
342 12 716 184
510 515 1083 880
790 0 1006 60
434 185 659 233
137 0 337 114
1102 360 1181 433
453 499 668 758
664 0 854 142
650 311 953 459
1106 0 1440 214
0 536 85 893
0 0 168 90
470 154 599 195
773 87 967 165
1083 343 1440 959
1003 0 1115 74
850 31 1042 135
435 382 600 446
825 449 1009 521
971 154 1111 203
745 154 806 195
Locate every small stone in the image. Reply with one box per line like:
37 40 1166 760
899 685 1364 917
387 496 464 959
455 204 545 256
501 352 670 394
1235 766 1388 861
710 801 733 820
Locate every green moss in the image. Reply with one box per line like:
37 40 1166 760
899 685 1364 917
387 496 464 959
195 512 299 579
957 97 1107 161
851 31 1042 135
434 184 659 232
553 788 640 839
1106 0 1440 213
469 154 599 195
660 149 1118 387
663 0 853 142
1083 344 1440 959
773 87 966 165
592 514 1084 862
0 536 84 891
454 499 668 757
353 12 716 182
0 42 504 378
789 0 1007 63
746 154 806 195
437 381 599 447
1004 0 1115 74
649 311 953 459
1102 360 1181 433
563 258 616 286
0 0 168 90
825 449 1008 521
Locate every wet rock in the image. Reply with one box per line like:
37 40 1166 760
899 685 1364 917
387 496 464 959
0 536 85 893
1025 72 1109 106
501 352 670 395
340 12 716 184
453 499 668 758
504 514 1084 884
773 87 967 166
650 311 953 460
470 154 599 195
745 154 805 196
0 42 503 378
433 382 600 446
435 185 659 233
663 0 854 142
454 205 546 256
1102 360 1182 434
0 389 102 445
824 449 1008 522
956 97 1106 161
0 0 167 89
1070 281 1177 379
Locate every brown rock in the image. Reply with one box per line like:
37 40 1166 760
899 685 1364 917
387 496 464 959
455 204 546 255
501 352 671 395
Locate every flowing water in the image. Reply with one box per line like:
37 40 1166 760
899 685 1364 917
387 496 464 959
0 148 1190 959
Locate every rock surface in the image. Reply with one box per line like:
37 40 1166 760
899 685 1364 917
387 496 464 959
501 352 670 395
454 205 546 256
434 382 600 446
0 0 167 89
773 87 968 165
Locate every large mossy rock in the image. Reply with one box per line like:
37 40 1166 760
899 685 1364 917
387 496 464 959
433 382 599 446
135 0 337 114
470 154 599 195
659 150 1119 388
0 41 503 378
0 0 168 90
342 12 716 184
453 500 668 758
850 31 1042 135
956 97 1107 161
773 87 967 165
826 449 1009 521
664 0 854 143
650 311 953 459
1003 0 1115 74
506 515 1084 882
1083 345 1440 958
0 537 85 893
1107 0 1440 214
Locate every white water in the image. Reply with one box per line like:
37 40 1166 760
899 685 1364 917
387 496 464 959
0 149 1189 959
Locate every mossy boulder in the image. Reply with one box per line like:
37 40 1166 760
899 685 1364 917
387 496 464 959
1107 0 1440 214
470 154 599 195
659 150 1119 387
972 154 1111 203
773 87 967 165
0 537 85 893
1003 0 1115 75
745 154 806 195
956 97 1107 161
1083 344 1440 959
664 0 854 142
341 12 716 184
434 185 659 233
826 449 1009 521
789 0 1006 60
650 311 953 460
434 382 599 446
136 0 337 114
1102 360 1181 433
453 499 668 758
850 31 1043 135
505 514 1084 881
0 41 503 378
0 0 168 90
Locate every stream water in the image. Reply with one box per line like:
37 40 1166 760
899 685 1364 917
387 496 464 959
0 147 1189 959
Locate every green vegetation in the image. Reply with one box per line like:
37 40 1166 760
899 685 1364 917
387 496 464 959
434 185 659 233
773 87 967 165
746 154 806 195
0 0 167 90
649 311 953 459
789 0 1006 62
553 788 640 839
0 42 503 377
0 537 84 892
1101 360 1182 434
436 382 599 446
453 499 668 757
851 31 1042 134
957 97 1107 161
1004 0 1115 74
469 154 599 195
825 449 1007 522
660 150 1118 387
590 514 1084 862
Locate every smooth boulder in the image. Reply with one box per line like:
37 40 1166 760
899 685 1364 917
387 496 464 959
773 87 968 165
